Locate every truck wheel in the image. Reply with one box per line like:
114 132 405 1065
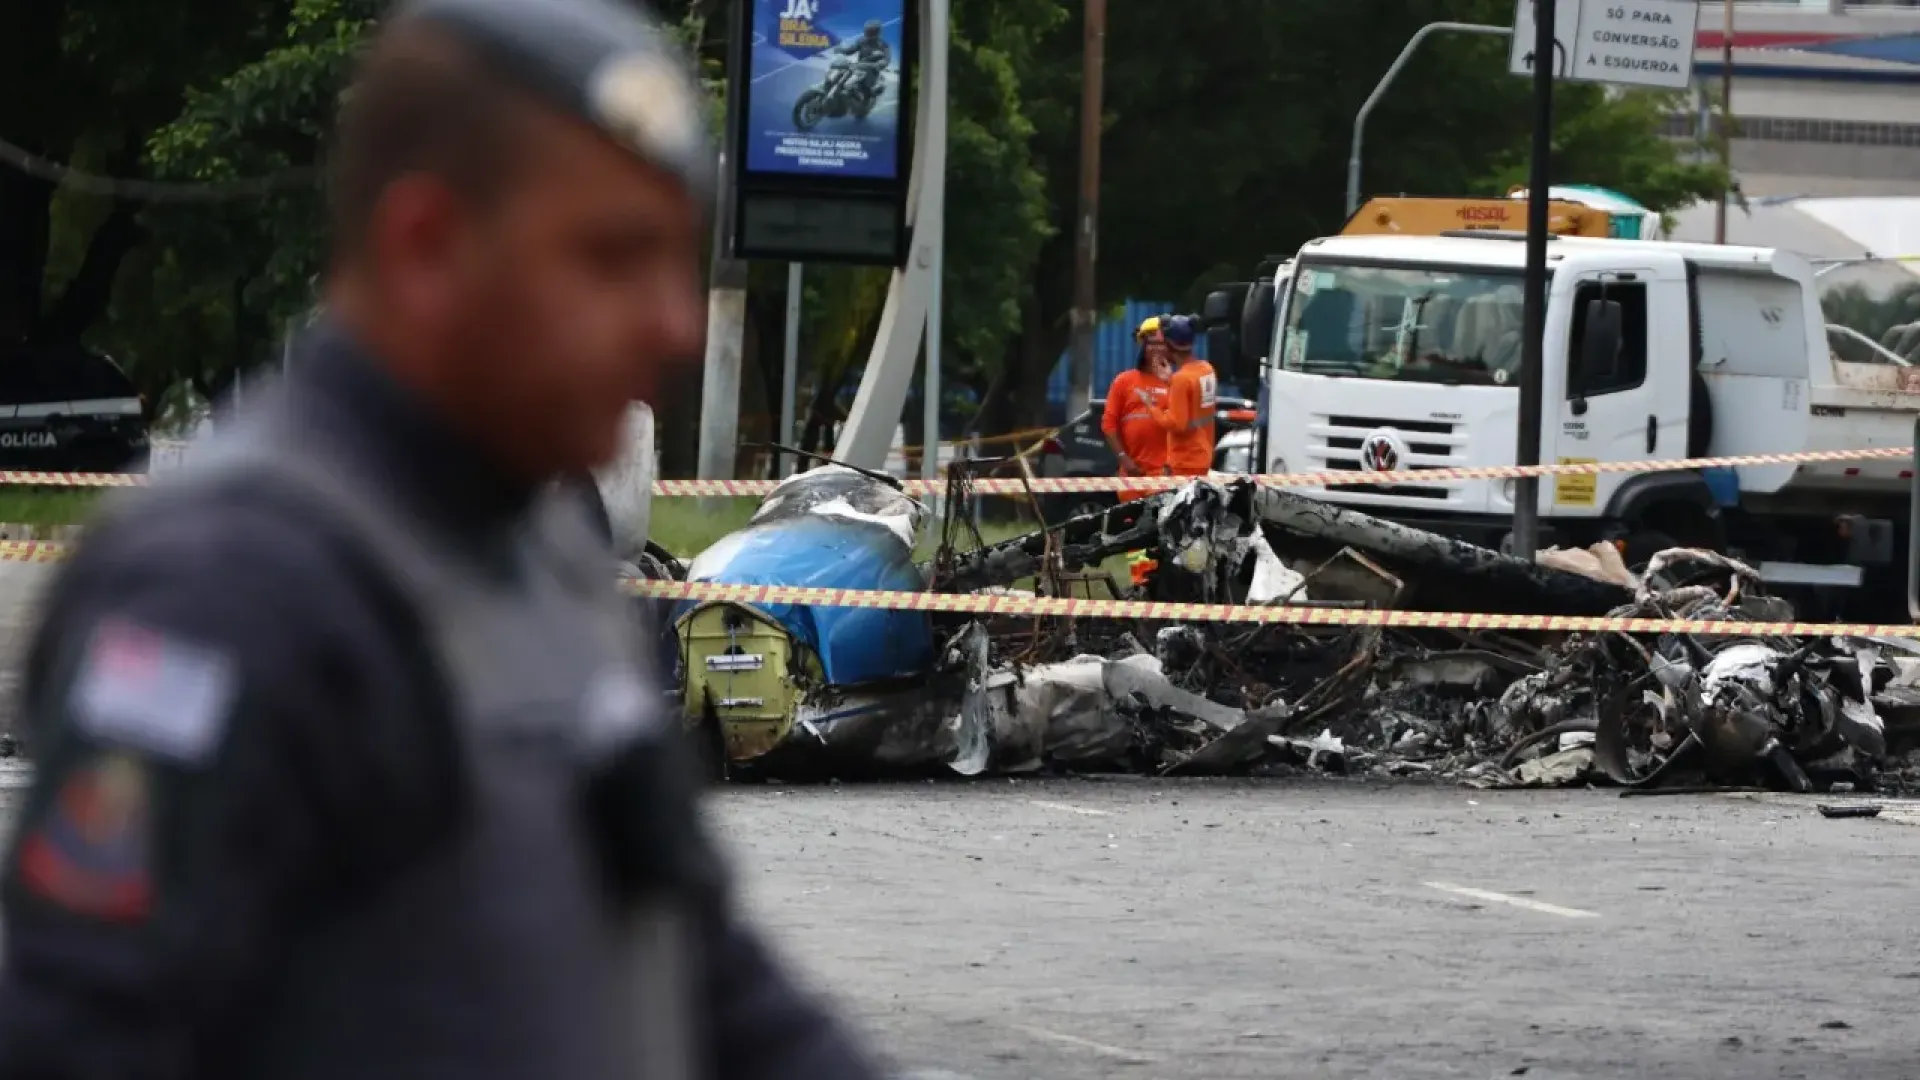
1627 522 1728 590
1625 501 1723 574
1623 529 1679 576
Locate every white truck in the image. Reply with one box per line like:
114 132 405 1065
1200 232 1920 618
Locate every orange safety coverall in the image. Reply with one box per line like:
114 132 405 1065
1146 359 1218 475
1102 369 1169 501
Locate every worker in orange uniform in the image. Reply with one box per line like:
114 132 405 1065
1142 314 1217 476
1102 315 1173 502
1104 315 1172 590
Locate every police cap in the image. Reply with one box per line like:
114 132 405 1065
390 0 712 198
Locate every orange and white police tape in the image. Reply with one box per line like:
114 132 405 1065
0 542 72 565
0 538 1912 637
624 579 1920 639
645 444 1915 498
0 470 143 489
0 443 1910 496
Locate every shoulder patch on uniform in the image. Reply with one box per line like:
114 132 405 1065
16 751 154 922
70 618 238 764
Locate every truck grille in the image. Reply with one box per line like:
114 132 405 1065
1308 413 1463 502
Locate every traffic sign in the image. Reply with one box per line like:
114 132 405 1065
1509 0 1700 90
1510 0 1572 80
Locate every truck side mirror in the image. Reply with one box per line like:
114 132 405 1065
1202 283 1251 383
1205 325 1238 380
1236 281 1277 386
1201 284 1248 326
1576 296 1624 393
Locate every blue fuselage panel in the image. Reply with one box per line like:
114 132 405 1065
678 515 934 685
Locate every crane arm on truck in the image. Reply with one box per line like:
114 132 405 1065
1344 196 1610 239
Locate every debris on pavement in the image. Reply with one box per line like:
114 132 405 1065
672 466 943 773
667 470 1907 791
1535 542 1636 589
950 648 1294 776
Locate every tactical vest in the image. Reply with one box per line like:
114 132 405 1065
136 391 699 1080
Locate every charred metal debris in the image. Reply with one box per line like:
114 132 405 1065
661 464 1916 792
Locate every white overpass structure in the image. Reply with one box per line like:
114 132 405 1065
1684 1 1920 196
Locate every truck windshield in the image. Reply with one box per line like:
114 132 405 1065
1279 261 1527 386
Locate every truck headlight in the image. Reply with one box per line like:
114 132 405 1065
1500 478 1517 504
1269 456 1288 476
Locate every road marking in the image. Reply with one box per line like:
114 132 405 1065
1424 881 1599 919
1012 1024 1157 1063
1028 799 1110 816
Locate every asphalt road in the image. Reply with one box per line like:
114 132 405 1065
2 559 1918 1077
716 779 1920 1080
0 562 47 730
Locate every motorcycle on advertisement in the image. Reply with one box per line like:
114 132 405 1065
791 57 882 131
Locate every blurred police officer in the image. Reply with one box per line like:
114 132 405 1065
0 0 884 1077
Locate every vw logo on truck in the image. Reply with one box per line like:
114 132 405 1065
1359 430 1405 473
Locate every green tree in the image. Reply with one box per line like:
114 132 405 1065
126 0 734 399
985 0 1729 430
42 0 1732 454
1476 86 1726 220
130 0 1063 467
0 0 281 357
119 0 368 399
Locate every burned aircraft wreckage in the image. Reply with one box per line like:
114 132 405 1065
648 463 1915 793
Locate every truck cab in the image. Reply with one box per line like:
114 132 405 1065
1204 232 1920 616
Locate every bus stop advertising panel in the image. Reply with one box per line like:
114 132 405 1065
731 0 913 265
745 0 905 181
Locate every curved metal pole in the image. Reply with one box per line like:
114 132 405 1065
834 0 949 468
1346 21 1511 217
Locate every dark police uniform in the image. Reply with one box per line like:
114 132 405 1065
0 0 883 1077
0 323 883 1080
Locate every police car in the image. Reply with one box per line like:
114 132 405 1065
0 346 150 472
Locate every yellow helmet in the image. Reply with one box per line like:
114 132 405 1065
1134 315 1164 342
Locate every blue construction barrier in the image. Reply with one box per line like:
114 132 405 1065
840 299 1231 429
